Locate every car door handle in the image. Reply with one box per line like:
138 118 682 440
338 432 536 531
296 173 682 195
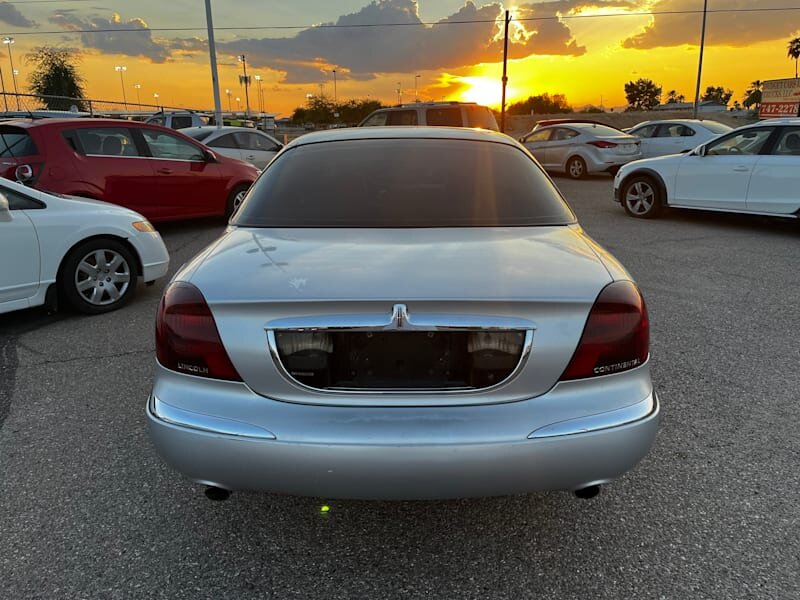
157 168 173 175
245 155 256 160
733 166 749 172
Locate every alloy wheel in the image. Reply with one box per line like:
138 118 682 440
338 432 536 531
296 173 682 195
74 249 131 306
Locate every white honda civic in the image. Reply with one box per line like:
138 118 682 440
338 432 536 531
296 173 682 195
0 177 169 315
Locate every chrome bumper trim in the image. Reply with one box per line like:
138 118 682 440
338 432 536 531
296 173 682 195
148 395 276 440
528 391 658 439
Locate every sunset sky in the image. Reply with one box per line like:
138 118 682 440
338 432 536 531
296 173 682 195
1 0 798 115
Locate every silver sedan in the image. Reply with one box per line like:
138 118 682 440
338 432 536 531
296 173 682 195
521 123 642 179
182 126 283 169
147 127 658 501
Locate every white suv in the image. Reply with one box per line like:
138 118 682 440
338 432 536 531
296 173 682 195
359 102 498 131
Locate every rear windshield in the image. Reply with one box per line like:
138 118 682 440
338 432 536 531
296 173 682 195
572 123 627 137
701 121 732 134
0 126 39 157
232 138 576 228
183 129 213 142
464 106 499 131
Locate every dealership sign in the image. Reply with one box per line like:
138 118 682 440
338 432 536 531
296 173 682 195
759 78 800 118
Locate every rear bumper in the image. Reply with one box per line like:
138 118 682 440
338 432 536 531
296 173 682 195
146 367 659 499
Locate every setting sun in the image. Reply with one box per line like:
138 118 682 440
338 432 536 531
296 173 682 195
457 76 519 108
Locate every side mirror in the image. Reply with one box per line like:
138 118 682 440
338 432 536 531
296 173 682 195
205 149 219 163
696 144 708 157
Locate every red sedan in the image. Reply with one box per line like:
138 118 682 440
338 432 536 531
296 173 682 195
0 118 260 222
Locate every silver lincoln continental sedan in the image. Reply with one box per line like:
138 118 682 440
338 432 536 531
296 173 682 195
147 127 659 501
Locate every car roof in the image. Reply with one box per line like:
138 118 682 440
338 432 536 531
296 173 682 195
378 101 483 109
0 117 167 129
289 126 517 148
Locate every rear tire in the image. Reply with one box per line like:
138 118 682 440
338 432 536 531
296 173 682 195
59 238 138 315
621 176 663 219
566 156 587 180
225 184 250 218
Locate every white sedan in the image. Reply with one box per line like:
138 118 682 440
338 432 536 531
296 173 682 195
0 178 169 315
182 126 283 169
614 118 800 219
627 119 731 158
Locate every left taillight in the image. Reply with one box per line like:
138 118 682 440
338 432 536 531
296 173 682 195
155 282 242 381
587 140 618 149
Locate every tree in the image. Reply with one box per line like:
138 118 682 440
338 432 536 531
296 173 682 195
665 89 685 104
624 78 662 111
26 47 87 111
788 37 800 78
701 85 733 106
292 96 385 126
506 93 573 115
742 80 763 110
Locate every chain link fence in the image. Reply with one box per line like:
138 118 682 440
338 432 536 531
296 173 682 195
0 92 194 116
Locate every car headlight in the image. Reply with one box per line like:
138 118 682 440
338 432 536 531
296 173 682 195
132 220 156 233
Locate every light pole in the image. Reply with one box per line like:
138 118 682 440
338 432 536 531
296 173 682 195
237 54 251 117
332 69 337 106
236 96 241 111
115 66 128 110
254 75 264 113
396 82 402 105
225 88 232 111
204 0 223 129
414 74 421 102
3 37 19 110
153 92 160 110
0 66 7 111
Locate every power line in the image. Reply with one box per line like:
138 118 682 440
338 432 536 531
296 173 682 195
4 6 800 36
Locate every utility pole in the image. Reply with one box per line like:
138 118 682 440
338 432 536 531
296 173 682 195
254 74 264 113
204 0 223 128
397 82 402 105
692 0 708 119
500 10 511 133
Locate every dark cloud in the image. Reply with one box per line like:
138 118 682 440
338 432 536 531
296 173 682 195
219 0 585 83
0 1 36 28
50 12 169 62
623 0 800 49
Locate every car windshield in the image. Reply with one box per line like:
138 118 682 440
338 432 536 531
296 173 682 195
232 138 576 228
701 121 732 134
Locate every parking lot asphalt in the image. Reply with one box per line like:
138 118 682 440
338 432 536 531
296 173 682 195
1 176 799 599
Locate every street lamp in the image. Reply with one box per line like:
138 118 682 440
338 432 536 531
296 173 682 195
153 92 160 109
415 74 421 102
396 82 402 105
114 66 128 110
332 69 337 106
3 37 19 110
236 96 241 111
237 54 251 117
134 83 141 106
225 88 232 111
254 74 264 113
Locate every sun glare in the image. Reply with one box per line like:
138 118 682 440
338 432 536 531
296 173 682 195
458 76 515 108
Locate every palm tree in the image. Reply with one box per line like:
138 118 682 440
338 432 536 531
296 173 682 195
743 80 763 110
788 37 800 78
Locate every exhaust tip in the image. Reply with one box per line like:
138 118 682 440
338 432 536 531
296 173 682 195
204 486 232 501
573 485 601 500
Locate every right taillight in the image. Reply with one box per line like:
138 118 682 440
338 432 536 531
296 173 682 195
155 282 241 381
560 281 649 381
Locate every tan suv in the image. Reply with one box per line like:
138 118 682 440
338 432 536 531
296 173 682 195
359 102 498 131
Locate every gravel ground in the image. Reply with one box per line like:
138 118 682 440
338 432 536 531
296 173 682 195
1 176 798 599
